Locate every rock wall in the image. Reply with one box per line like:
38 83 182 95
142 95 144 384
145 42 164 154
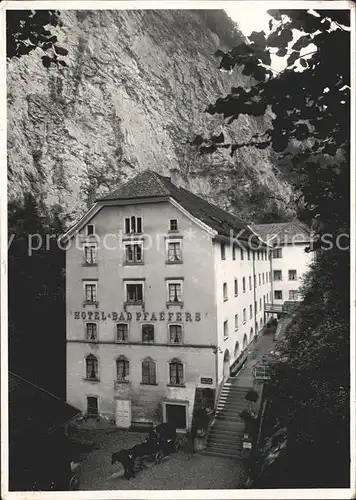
7 9 294 225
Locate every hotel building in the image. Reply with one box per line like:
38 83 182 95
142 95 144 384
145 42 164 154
62 170 274 430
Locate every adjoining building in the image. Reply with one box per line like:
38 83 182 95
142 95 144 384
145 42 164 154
62 170 276 431
253 221 315 313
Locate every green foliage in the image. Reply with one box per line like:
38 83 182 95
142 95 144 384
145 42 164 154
6 10 68 67
8 194 67 397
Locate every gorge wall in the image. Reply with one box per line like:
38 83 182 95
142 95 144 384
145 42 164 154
7 9 294 226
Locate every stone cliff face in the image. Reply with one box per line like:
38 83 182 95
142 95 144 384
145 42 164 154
7 9 294 225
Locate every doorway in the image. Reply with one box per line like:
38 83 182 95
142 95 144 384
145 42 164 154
86 396 98 417
223 349 230 379
165 404 187 430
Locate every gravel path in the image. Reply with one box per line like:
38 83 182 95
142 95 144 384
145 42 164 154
76 429 247 490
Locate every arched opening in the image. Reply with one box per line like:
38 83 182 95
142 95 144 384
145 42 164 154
234 341 240 358
223 349 230 379
249 327 254 341
243 334 248 350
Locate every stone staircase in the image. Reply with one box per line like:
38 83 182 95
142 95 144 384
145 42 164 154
203 379 250 459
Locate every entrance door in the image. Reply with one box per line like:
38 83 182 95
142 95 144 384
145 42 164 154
166 404 187 430
86 396 98 417
115 399 131 428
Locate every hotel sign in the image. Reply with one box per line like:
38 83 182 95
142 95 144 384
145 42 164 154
73 311 202 322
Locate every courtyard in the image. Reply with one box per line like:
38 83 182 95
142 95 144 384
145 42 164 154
74 428 247 490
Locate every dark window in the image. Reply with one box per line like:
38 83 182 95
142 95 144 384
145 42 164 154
169 359 184 385
273 248 282 259
289 290 298 300
169 219 178 231
240 248 244 260
167 242 182 262
126 283 143 303
242 277 246 293
142 324 155 343
168 283 182 302
274 290 283 300
124 216 142 234
259 273 261 286
85 284 97 302
234 279 238 296
223 282 228 301
116 357 129 382
247 248 250 260
86 323 97 341
232 245 236 260
87 224 94 236
249 305 252 319
125 245 142 263
86 354 98 380
84 245 97 264
243 308 246 323
221 243 226 260
288 269 297 280
142 359 156 385
169 324 183 343
116 323 128 342
273 270 282 281
249 276 252 290
86 396 98 416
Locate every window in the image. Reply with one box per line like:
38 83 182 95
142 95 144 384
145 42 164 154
124 216 142 234
86 323 97 341
169 359 184 385
243 334 248 350
223 320 229 339
168 282 182 303
289 290 299 300
259 273 261 286
243 308 246 324
234 279 238 296
247 248 250 260
257 251 260 260
254 275 257 288
250 327 254 341
126 283 143 303
260 298 262 311
116 356 129 382
142 324 155 343
84 282 97 303
262 273 265 285
142 358 156 385
273 270 282 281
125 244 143 264
240 248 244 260
274 290 283 300
249 276 252 290
232 244 236 260
249 305 252 319
255 300 257 313
234 314 238 331
234 341 240 358
169 219 178 231
84 244 97 264
167 241 182 263
116 323 128 342
223 282 228 301
86 224 95 236
272 247 282 258
221 243 226 260
85 354 98 380
288 270 297 281
266 272 269 283
169 324 183 344
242 277 246 293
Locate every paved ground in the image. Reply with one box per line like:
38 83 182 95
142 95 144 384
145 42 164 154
75 429 247 490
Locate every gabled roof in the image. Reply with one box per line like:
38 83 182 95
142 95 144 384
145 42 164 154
9 372 80 441
95 169 259 242
253 220 312 244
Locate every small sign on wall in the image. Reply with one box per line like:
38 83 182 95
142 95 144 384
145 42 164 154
200 377 213 385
